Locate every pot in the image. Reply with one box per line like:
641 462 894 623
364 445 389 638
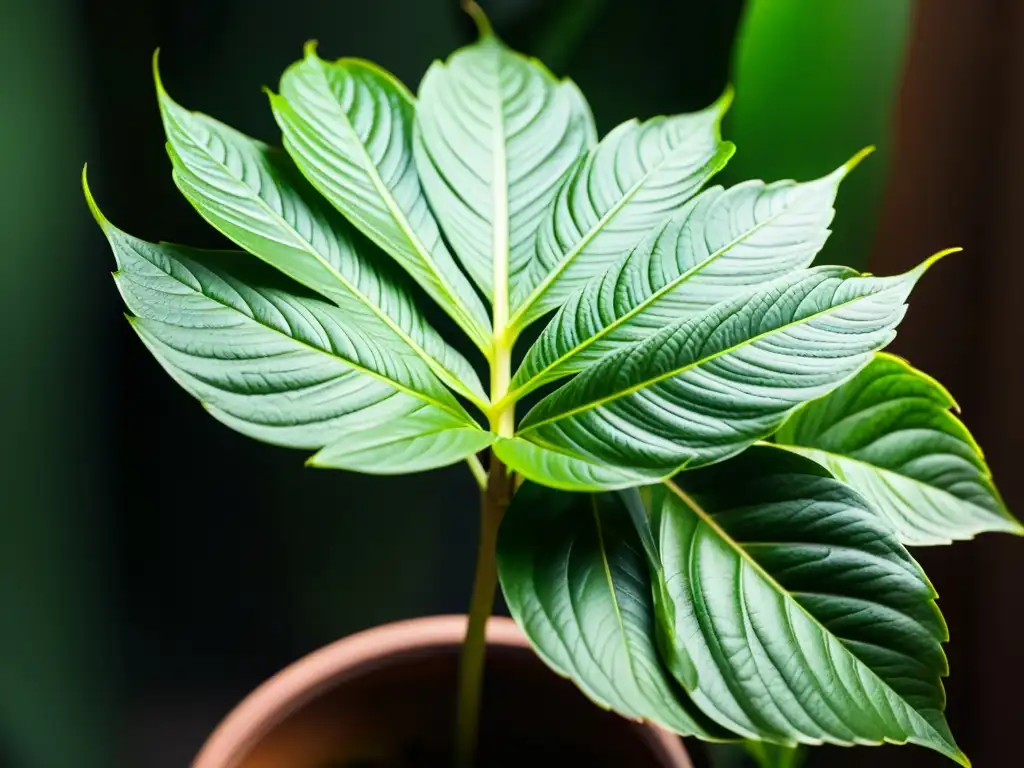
193 615 692 767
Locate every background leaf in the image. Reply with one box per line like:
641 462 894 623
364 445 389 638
497 482 722 738
87 179 486 473
270 48 493 353
414 30 595 304
724 0 911 271
654 446 964 764
506 261 937 490
775 352 1021 545
155 56 488 407
511 154 865 399
509 97 736 331
744 741 807 768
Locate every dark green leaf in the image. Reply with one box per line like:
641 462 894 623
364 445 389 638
497 482 723 738
653 446 965 764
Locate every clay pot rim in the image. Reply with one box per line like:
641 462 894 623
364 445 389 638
193 614 691 768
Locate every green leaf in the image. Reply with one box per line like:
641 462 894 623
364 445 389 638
268 45 493 354
308 409 495 475
153 54 488 409
775 353 1021 545
510 152 869 400
85 174 489 470
654 446 966 765
504 258 945 491
508 93 736 331
496 482 723 738
493 436 663 492
414 31 595 308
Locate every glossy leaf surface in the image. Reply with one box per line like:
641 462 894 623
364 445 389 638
775 353 1021 545
414 30 595 304
509 95 736 331
497 482 720 737
309 410 494 475
87 176 487 470
270 47 493 353
511 155 865 399
504 261 939 490
155 56 488 407
654 446 964 764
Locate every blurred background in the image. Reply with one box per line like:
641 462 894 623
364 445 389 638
1 0 1021 766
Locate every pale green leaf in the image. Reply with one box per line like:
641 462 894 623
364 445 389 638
86 176 487 471
510 152 869 399
504 258 945 491
153 55 488 408
308 410 495 474
775 353 1021 545
269 46 493 353
652 446 965 765
493 436 661 491
497 482 724 738
414 31 595 306
508 94 736 331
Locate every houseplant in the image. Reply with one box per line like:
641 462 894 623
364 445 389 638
84 1 1019 764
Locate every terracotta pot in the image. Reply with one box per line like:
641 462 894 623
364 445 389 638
194 615 692 767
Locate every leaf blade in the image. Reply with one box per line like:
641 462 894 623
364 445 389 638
270 49 493 353
308 411 495 474
511 154 866 399
774 352 1021 545
414 33 596 304
497 483 724 738
505 258 944 490
509 93 736 330
652 446 966 764
153 55 487 407
86 176 486 472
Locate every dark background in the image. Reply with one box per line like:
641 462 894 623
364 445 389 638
1 1 1020 766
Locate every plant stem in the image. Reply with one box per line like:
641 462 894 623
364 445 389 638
455 322 515 765
454 453 512 767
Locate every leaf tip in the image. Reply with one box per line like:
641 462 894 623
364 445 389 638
923 246 963 271
152 47 167 96
843 145 876 175
715 83 736 116
82 165 112 232
461 0 495 38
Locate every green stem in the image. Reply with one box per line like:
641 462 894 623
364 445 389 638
455 321 515 765
454 453 512 767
